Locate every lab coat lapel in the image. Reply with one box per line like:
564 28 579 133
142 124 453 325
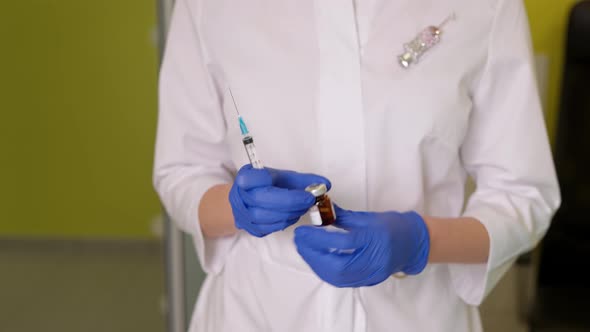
314 0 367 211
353 0 378 51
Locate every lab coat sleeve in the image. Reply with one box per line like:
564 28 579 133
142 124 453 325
448 0 561 306
153 0 237 275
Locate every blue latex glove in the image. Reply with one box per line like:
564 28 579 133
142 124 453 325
294 206 430 287
229 164 331 238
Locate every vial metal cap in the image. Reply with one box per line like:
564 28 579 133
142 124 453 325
305 183 327 197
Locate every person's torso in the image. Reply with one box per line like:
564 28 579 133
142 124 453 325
191 0 496 330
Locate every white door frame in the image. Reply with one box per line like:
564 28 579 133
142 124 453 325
157 2 188 332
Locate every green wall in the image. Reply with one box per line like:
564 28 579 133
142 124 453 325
0 1 579 238
524 0 580 141
0 1 160 238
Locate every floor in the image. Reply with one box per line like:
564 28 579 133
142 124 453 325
0 239 583 332
480 266 528 332
0 239 166 332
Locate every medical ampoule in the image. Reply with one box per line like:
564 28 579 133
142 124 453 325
305 183 336 226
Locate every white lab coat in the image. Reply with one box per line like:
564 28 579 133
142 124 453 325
154 0 560 330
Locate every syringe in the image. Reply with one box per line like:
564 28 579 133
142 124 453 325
229 88 264 169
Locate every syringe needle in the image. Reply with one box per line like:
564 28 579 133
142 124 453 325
227 86 262 168
228 87 240 116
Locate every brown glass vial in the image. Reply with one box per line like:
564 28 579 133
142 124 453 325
305 183 336 226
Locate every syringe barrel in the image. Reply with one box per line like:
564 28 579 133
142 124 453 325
242 136 263 169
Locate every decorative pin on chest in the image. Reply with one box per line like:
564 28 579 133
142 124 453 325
398 13 456 69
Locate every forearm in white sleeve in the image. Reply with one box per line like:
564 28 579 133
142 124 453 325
449 0 561 305
153 0 237 274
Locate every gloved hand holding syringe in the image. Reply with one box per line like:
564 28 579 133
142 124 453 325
227 87 335 236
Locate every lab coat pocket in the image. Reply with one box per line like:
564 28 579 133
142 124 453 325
222 236 326 331
387 69 471 153
385 16 475 151
427 104 470 153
